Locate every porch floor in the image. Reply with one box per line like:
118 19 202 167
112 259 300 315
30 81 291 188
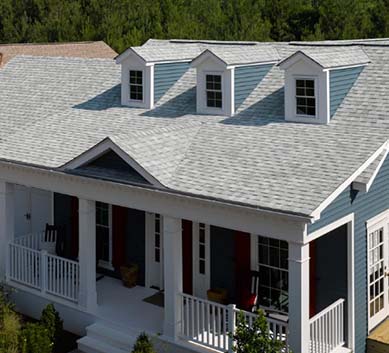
96 276 164 335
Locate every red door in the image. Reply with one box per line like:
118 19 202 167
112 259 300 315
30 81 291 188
112 205 127 270
235 231 251 308
182 220 193 295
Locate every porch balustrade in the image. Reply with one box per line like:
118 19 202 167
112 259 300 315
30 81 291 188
8 233 79 303
309 298 345 353
179 293 289 353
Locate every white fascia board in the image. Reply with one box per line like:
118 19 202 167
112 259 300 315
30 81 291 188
322 62 369 72
0 160 310 242
60 138 164 188
115 48 146 65
278 51 323 71
226 60 278 69
353 146 389 193
311 140 389 220
191 50 227 68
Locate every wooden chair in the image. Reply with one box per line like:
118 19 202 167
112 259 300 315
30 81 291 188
41 224 58 254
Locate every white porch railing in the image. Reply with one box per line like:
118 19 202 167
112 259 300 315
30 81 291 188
179 293 289 353
310 298 345 353
8 241 79 303
14 231 56 251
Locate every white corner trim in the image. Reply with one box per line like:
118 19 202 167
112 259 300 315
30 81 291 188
311 141 389 220
61 138 164 188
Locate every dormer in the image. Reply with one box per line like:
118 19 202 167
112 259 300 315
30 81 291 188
191 46 279 116
279 47 370 124
115 45 196 109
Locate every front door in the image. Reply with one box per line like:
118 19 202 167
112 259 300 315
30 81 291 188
193 222 210 298
368 217 389 330
146 213 164 290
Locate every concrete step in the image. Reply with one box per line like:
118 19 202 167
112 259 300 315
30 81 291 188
86 322 137 351
332 347 352 353
77 336 128 353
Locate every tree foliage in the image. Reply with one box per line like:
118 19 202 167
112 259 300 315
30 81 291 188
230 310 285 353
0 0 389 52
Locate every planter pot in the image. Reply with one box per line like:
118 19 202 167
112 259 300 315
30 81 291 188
120 264 139 288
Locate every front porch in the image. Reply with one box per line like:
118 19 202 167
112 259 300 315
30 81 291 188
0 182 352 353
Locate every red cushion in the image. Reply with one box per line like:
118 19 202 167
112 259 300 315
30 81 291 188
242 294 257 311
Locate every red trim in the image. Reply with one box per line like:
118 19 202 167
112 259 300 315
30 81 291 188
112 205 127 270
70 197 79 259
182 220 193 295
309 241 316 318
235 231 251 308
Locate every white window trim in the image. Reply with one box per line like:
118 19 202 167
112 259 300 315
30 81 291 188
366 212 389 332
203 70 224 114
294 76 318 119
96 203 114 271
129 69 145 105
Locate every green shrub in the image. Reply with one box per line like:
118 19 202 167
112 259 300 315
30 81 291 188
0 307 21 353
20 322 53 353
40 303 63 347
230 310 285 353
131 332 155 353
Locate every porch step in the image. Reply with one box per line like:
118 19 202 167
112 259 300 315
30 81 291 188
332 347 352 353
77 337 127 353
77 322 137 353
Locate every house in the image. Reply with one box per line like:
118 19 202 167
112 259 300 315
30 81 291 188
0 37 388 353
0 41 117 67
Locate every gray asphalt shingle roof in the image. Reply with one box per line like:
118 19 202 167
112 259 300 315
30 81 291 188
0 39 388 217
279 46 370 68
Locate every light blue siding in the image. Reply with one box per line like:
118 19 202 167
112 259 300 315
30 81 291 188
154 62 190 103
308 154 389 353
330 66 364 118
234 64 273 110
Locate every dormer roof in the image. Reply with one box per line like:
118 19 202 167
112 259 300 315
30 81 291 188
279 46 370 70
191 45 280 68
116 44 202 64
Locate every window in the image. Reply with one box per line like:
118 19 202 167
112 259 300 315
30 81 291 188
206 74 222 108
257 236 288 313
154 214 161 263
96 202 111 264
296 79 315 116
129 70 143 101
198 223 206 274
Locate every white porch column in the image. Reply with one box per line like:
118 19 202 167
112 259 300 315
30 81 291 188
78 198 97 312
288 242 310 353
0 181 14 281
163 216 183 340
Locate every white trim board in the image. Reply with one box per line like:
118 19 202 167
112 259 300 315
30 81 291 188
307 213 355 351
311 141 389 220
61 137 164 188
353 148 389 193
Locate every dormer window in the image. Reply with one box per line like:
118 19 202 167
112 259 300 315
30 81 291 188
206 74 222 108
129 70 143 101
296 79 316 117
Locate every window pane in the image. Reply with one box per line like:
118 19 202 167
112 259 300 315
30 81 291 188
199 260 205 274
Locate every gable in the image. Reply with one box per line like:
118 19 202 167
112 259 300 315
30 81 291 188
72 149 150 185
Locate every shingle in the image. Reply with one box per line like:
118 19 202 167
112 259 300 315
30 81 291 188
279 46 370 69
0 42 388 217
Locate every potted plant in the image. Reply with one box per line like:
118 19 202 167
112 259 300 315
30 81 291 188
120 263 139 288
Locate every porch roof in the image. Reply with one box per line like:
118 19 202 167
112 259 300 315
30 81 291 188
0 40 389 217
